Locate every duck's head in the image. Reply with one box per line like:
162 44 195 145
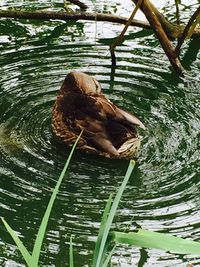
61 71 102 95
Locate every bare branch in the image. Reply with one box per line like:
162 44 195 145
132 0 185 75
132 0 200 40
175 6 200 55
0 8 199 39
0 9 151 29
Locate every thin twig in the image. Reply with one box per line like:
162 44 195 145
110 0 143 65
175 0 181 25
175 6 200 55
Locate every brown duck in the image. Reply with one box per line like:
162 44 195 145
52 71 145 159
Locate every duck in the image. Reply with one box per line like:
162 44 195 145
52 71 145 159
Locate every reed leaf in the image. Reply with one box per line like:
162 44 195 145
1 218 33 267
69 235 74 267
101 245 116 267
94 160 136 267
32 130 83 265
93 194 113 266
111 229 200 255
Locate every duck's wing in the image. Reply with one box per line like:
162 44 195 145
95 95 146 130
115 107 146 129
59 93 119 156
73 94 145 153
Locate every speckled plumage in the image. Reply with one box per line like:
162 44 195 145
52 71 145 159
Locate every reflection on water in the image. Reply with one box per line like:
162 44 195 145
0 0 200 266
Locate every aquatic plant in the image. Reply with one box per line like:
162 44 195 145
1 132 82 267
1 134 200 266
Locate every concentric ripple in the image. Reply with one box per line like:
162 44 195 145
0 0 200 266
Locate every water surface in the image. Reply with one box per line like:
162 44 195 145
0 1 200 266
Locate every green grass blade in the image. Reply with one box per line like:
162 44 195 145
32 131 83 265
1 218 33 266
111 229 200 255
93 194 113 266
102 246 116 267
69 235 74 267
94 160 136 267
101 245 116 267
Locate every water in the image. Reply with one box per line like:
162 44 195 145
0 1 199 266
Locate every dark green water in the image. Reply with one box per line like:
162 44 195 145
0 1 200 266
